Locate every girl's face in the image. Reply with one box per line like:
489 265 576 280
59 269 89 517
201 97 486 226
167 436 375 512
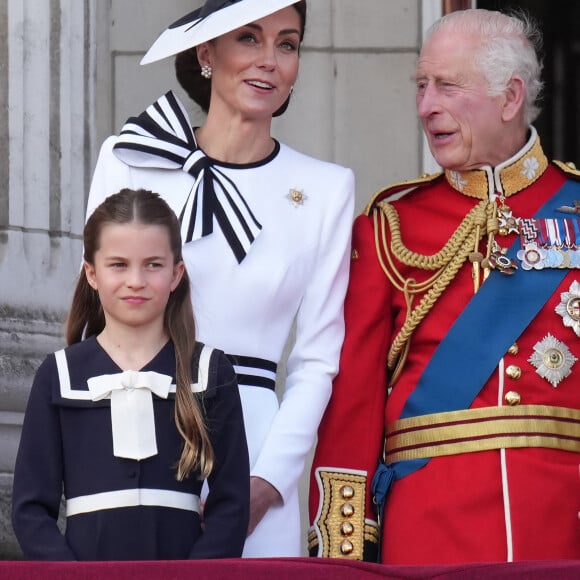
198 6 301 121
84 222 184 334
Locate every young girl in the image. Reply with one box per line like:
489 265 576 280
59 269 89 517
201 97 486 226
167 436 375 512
12 188 249 561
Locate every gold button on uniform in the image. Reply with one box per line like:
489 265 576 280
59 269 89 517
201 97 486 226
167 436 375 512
341 503 355 518
340 522 354 536
340 485 354 500
340 540 354 555
505 365 522 380
508 343 519 356
505 391 521 406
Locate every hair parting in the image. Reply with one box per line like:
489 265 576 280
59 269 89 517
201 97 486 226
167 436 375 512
67 188 214 480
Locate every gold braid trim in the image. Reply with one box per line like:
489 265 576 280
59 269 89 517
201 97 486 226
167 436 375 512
312 469 370 559
377 200 488 272
374 200 493 384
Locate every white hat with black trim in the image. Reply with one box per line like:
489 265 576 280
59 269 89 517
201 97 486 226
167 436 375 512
141 0 302 65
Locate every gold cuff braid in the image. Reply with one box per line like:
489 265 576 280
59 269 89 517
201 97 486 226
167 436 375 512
308 522 379 558
311 468 378 559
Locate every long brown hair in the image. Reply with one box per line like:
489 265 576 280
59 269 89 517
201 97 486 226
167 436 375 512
66 188 214 480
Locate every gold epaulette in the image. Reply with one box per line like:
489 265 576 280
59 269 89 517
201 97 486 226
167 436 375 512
362 172 443 216
553 159 580 181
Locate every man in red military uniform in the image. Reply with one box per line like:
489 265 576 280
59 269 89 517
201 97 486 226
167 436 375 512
309 8 580 564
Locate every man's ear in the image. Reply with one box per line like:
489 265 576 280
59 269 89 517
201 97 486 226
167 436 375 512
501 76 526 122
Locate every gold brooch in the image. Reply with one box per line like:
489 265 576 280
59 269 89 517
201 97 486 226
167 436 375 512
287 187 307 208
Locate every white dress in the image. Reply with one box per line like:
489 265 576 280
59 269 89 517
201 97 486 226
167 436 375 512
87 125 354 556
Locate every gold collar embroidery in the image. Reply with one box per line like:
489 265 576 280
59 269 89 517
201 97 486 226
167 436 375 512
444 128 548 200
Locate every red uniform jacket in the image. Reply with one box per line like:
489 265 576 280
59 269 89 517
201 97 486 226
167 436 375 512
309 132 580 564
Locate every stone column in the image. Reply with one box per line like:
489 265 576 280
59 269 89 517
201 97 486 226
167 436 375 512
0 0 93 558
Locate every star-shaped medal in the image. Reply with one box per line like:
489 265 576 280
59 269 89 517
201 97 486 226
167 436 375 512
497 204 520 236
555 280 580 337
528 334 577 387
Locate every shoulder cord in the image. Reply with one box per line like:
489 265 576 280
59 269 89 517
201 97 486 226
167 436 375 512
373 199 494 385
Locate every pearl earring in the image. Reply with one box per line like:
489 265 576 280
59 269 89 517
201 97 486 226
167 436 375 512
201 65 213 80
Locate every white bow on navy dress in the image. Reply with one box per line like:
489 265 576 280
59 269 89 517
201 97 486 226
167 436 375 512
113 91 262 263
88 370 173 461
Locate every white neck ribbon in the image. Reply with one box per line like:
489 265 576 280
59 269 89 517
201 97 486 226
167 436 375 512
87 370 172 461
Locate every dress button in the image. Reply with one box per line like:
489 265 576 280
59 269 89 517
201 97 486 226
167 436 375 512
507 343 519 356
505 391 521 406
505 365 522 380
340 522 354 537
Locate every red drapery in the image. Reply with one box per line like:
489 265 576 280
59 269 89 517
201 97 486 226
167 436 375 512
1 558 579 580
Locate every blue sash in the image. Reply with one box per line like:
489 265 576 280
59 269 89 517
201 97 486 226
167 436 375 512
372 180 580 504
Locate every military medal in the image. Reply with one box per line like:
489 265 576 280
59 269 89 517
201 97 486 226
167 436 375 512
517 242 546 270
287 187 308 207
555 280 580 337
517 217 580 269
497 200 520 236
487 244 518 274
528 334 577 387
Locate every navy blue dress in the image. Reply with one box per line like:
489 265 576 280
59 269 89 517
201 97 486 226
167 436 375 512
12 337 249 560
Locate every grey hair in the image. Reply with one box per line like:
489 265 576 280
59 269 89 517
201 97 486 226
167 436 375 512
426 9 544 125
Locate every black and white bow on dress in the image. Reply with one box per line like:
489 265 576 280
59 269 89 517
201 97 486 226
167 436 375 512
113 91 262 263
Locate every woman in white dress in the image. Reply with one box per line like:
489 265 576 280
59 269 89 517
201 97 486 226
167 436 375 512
87 0 354 557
